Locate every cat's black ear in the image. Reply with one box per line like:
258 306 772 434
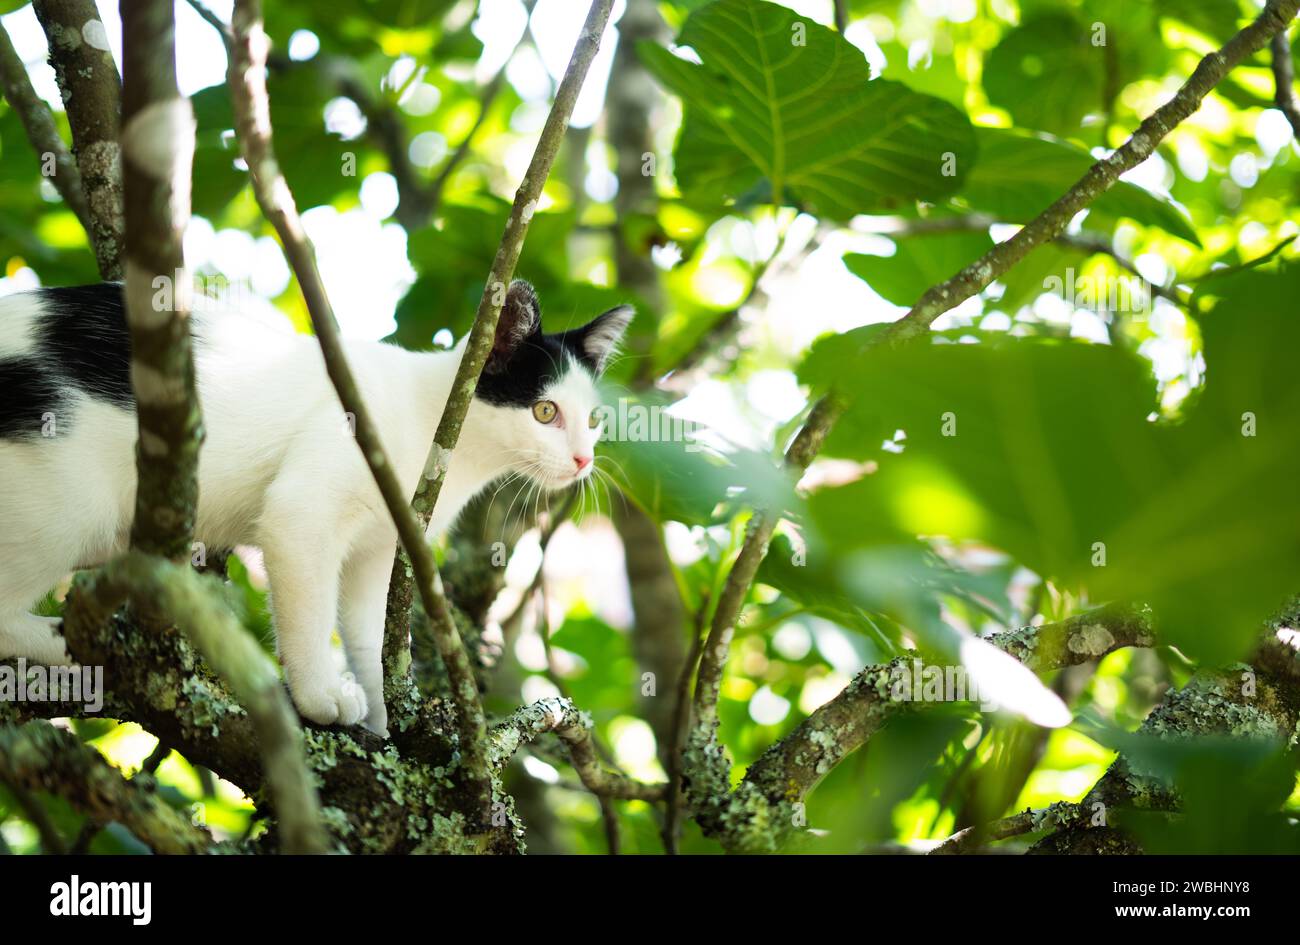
485 279 542 374
577 304 634 375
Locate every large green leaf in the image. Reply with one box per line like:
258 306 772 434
639 0 976 219
959 128 1200 245
802 334 1161 583
800 262 1300 665
983 13 1105 136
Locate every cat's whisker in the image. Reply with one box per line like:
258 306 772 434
501 461 545 533
482 469 531 527
594 453 633 489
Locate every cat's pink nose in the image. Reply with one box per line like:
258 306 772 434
573 455 592 472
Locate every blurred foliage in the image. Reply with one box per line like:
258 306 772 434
2 0 1299 854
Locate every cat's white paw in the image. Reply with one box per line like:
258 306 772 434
291 671 368 727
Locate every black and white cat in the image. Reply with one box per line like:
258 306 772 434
0 280 631 735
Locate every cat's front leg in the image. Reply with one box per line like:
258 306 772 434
261 509 367 728
339 546 392 736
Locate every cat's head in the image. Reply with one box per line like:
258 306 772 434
473 280 632 488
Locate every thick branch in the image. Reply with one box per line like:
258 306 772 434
740 605 1154 808
0 721 210 854
44 554 329 853
880 0 1300 344
108 553 330 854
683 606 1153 852
32 0 124 279
0 22 91 233
119 0 203 561
1030 643 1300 854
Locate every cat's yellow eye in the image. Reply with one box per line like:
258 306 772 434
588 409 600 430
532 400 558 424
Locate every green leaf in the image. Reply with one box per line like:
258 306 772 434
959 128 1200 245
638 0 976 219
804 334 1161 581
983 13 1105 136
600 393 799 527
844 229 993 307
802 262 1300 665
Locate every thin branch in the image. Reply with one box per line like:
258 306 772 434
1272 30 1300 138
662 591 707 854
669 220 827 378
184 0 232 42
833 0 848 33
32 0 124 279
423 5 539 222
689 394 845 723
0 22 91 233
876 213 1187 306
423 69 509 221
119 0 203 561
187 0 527 232
880 0 1300 345
227 0 497 811
0 721 210 854
489 698 668 802
398 0 615 530
930 802 1081 855
378 0 615 801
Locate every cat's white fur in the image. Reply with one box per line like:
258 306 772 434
0 295 620 735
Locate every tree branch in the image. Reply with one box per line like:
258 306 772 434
119 0 203 561
1272 29 1300 138
879 0 1300 345
874 213 1186 307
226 0 502 812
0 21 91 234
105 553 331 854
1030 642 1300 854
32 0 124 279
930 802 1081 854
0 721 211 854
691 394 845 735
42 552 329 854
489 698 667 802
687 605 1153 851
377 0 615 805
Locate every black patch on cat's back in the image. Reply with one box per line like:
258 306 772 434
475 332 585 407
0 359 64 438
39 283 134 408
0 282 134 439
